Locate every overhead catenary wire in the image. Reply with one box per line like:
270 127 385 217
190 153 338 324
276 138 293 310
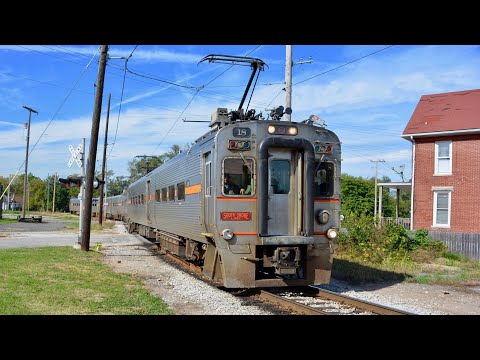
127 46 263 159
293 45 395 86
107 45 138 158
150 89 201 156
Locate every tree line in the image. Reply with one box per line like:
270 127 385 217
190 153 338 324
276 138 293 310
1 144 410 217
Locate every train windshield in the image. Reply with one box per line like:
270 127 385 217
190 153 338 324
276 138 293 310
270 160 290 194
313 161 334 197
223 157 255 196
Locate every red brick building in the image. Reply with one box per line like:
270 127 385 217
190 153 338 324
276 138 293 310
402 89 480 234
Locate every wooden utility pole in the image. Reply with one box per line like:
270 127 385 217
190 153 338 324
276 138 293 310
81 45 108 251
98 93 111 225
53 172 57 213
284 45 292 122
21 105 38 220
46 173 50 212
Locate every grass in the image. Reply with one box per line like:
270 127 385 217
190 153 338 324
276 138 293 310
0 246 173 315
332 248 480 286
0 218 18 224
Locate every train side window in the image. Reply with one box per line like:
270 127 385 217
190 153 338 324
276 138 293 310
168 185 175 201
155 189 161 202
222 157 255 196
177 182 185 201
161 187 167 202
313 161 334 197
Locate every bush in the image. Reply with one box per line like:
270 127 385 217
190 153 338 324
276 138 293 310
336 216 447 265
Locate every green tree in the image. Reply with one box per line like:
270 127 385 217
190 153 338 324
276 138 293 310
341 174 376 216
127 144 187 181
127 155 164 181
340 174 398 217
107 175 131 196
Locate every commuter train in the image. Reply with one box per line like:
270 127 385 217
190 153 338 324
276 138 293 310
107 55 341 288
104 107 341 288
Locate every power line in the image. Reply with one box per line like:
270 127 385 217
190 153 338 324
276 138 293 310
125 64 201 90
264 86 285 110
107 45 138 158
16 45 88 67
294 45 395 86
3 47 99 195
150 90 200 156
145 47 263 157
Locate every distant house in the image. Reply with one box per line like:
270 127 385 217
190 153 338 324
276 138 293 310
402 89 480 260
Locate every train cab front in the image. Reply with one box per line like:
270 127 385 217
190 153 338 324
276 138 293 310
210 111 340 288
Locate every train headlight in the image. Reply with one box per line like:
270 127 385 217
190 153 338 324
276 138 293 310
267 125 298 135
326 228 338 239
221 229 234 240
316 210 330 224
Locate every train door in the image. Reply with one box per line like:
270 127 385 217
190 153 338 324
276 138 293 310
146 180 151 224
202 152 214 233
268 149 298 235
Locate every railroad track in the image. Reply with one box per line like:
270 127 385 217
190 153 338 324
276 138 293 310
257 287 413 315
143 235 413 315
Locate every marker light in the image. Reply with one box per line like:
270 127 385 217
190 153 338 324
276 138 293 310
228 140 251 150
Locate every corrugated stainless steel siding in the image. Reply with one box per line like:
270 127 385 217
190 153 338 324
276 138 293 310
126 135 215 241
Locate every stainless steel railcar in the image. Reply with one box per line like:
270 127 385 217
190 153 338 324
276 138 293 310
105 194 127 221
69 197 100 217
121 107 341 288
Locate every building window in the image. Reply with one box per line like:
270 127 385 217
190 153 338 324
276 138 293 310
161 188 167 202
434 141 452 175
155 189 160 202
168 185 175 201
433 191 451 227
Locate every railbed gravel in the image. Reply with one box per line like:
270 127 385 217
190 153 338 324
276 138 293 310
101 243 274 315
99 224 480 315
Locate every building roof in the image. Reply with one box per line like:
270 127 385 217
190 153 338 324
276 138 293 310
377 182 412 191
402 89 480 138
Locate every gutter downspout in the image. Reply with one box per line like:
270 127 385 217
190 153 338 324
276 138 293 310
410 136 415 230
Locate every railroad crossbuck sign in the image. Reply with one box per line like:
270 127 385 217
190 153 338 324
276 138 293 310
68 143 83 168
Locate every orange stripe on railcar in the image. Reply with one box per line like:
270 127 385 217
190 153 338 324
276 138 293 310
185 184 201 195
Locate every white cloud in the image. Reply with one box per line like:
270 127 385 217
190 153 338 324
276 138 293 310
0 45 206 64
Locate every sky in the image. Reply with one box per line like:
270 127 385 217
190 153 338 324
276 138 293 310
1 44 479 185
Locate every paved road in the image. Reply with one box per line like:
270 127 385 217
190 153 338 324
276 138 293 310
0 217 150 249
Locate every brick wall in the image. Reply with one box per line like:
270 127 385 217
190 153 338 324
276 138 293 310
413 134 480 233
